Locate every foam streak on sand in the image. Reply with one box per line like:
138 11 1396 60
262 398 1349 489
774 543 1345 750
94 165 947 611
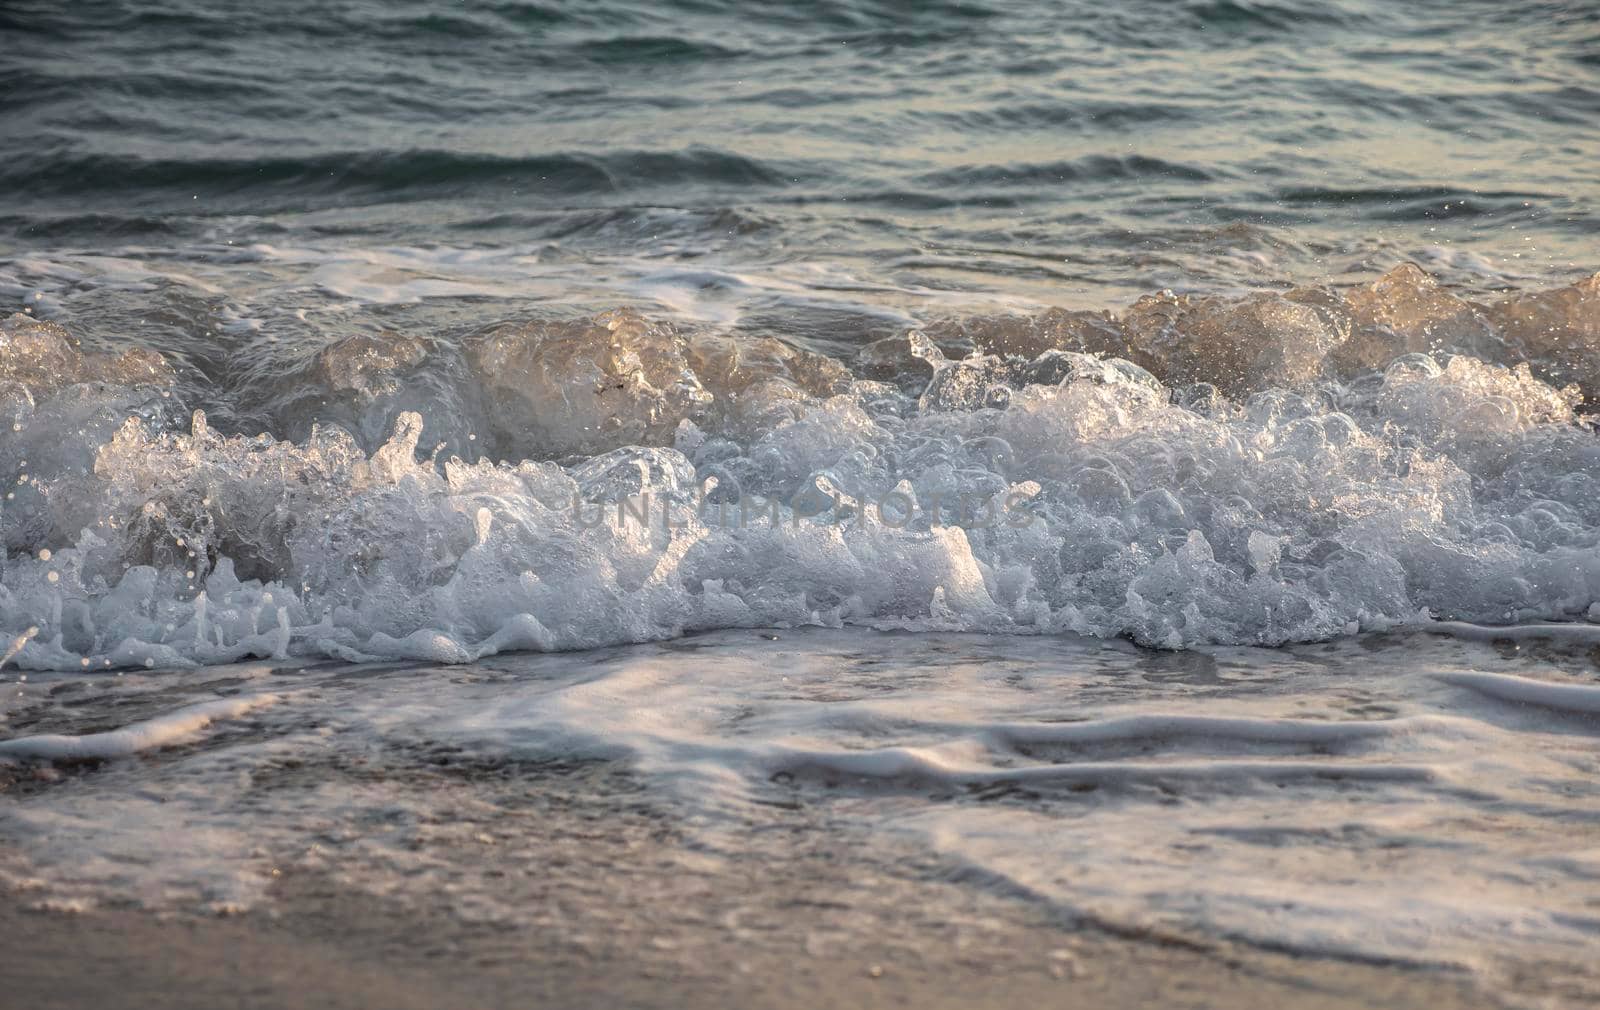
0 694 276 762
766 747 1442 788
1437 671 1600 715
985 712 1461 747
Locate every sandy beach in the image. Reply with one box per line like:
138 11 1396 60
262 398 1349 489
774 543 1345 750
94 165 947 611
6 866 1506 1010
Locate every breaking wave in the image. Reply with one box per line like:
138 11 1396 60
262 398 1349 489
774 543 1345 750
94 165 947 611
2 264 1598 670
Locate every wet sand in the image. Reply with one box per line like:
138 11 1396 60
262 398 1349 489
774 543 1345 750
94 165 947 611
4 867 1506 1010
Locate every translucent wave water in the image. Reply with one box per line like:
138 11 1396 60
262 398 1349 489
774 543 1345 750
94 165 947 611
1 264 1596 671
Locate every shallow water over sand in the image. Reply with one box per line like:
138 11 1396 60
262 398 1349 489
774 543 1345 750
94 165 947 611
3 627 1599 1005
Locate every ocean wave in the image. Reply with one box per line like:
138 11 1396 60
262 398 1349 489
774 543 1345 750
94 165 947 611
0 148 795 204
1 265 1597 671
0 213 184 242
916 155 1218 189
922 100 1205 133
1183 0 1361 32
1274 185 1557 222
579 34 747 65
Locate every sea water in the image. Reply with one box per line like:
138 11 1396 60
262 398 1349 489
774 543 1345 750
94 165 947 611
1 0 1597 1004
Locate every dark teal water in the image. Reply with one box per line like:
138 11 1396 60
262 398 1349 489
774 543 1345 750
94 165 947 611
2 0 1596 312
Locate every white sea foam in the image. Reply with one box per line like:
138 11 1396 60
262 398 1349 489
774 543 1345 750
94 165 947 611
0 266 1597 670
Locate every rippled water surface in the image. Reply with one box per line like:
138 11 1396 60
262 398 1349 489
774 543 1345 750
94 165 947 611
4 0 1597 305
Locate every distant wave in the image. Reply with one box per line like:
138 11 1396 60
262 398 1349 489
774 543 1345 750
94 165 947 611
1276 186 1557 221
0 148 797 202
917 155 1218 188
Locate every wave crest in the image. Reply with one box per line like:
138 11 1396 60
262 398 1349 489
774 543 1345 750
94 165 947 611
1 265 1597 670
